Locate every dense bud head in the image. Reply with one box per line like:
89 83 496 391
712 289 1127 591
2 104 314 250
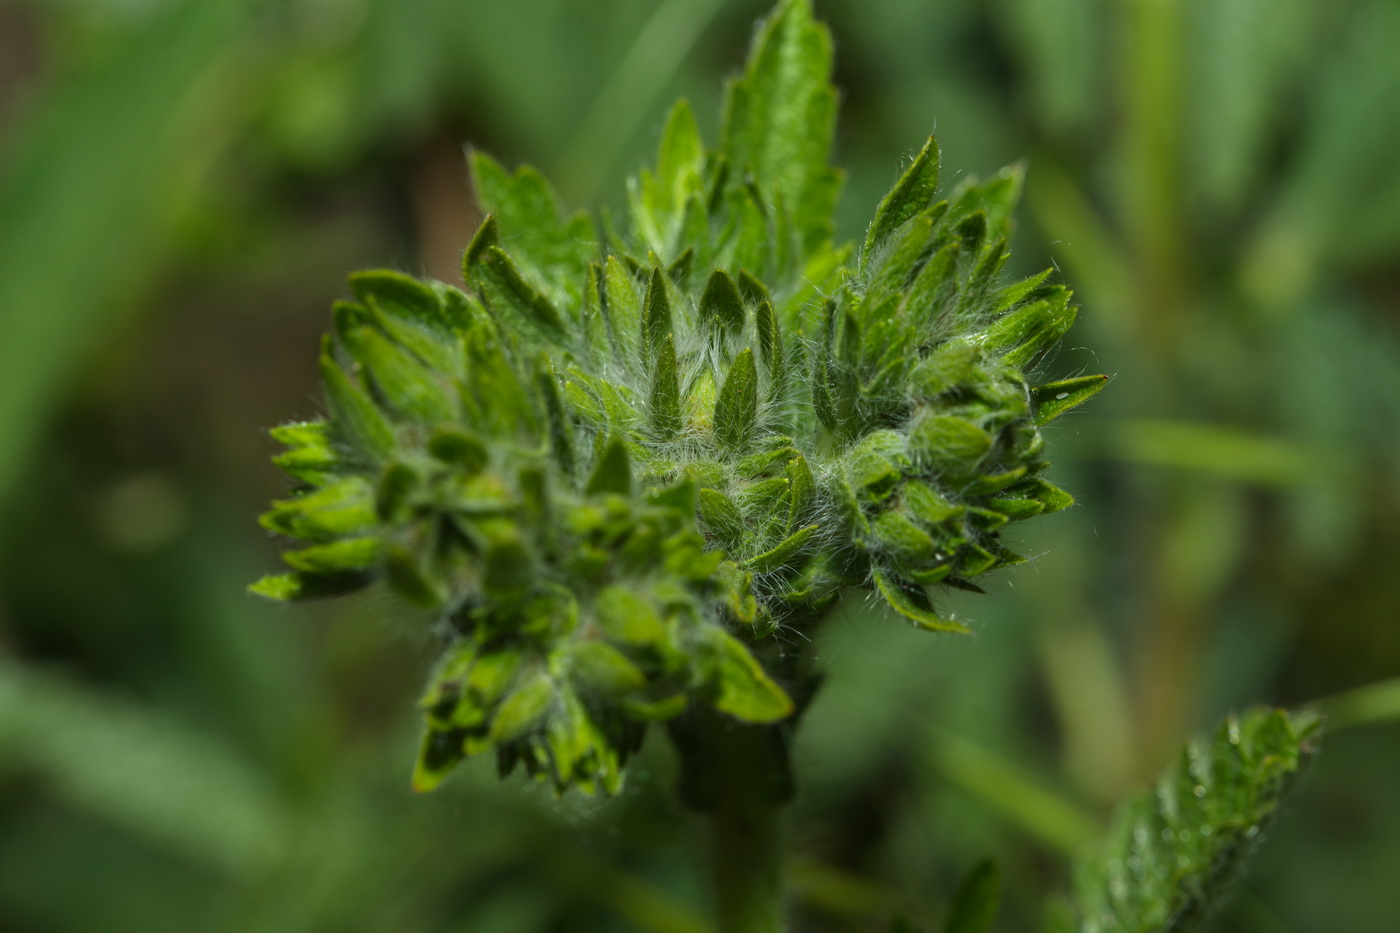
252 0 1105 794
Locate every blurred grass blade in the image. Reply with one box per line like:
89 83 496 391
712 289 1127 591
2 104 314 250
1314 677 1400 731
0 653 282 876
944 859 998 933
0 0 260 505
554 0 728 201
1095 418 1346 488
925 729 1100 855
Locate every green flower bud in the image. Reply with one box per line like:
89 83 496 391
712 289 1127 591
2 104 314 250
252 0 1104 796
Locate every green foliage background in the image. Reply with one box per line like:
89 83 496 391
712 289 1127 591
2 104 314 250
0 0 1397 931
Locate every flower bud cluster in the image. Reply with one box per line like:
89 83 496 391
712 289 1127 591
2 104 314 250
253 0 1105 793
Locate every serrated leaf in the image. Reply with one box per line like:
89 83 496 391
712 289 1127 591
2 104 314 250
375 461 417 524
720 0 841 255
1069 708 1320 933
470 151 594 307
707 628 794 722
904 483 963 525
1032 374 1109 425
949 163 1024 242
633 99 706 261
982 290 1077 369
847 430 906 501
714 347 759 450
864 135 940 263
956 543 998 577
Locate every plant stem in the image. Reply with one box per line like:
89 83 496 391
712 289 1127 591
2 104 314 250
705 717 787 933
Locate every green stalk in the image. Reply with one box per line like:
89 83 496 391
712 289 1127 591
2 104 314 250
704 715 787 933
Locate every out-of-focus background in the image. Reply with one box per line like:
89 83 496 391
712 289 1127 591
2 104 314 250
1 0 1398 930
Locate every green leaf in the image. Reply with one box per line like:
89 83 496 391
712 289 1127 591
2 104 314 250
413 729 466 793
747 524 818 573
714 348 760 450
949 163 1025 243
281 537 382 574
631 99 707 260
649 333 683 441
469 151 594 306
1032 374 1109 425
1068 709 1321 932
872 568 969 634
384 542 445 608
656 99 705 208
981 289 1077 369
595 586 667 647
339 323 455 424
247 570 372 601
349 270 449 332
536 359 578 478
642 266 673 361
698 488 745 550
427 427 490 474
260 477 376 543
586 435 633 497
786 455 816 530
909 415 993 472
872 512 935 565
1019 478 1074 514
466 242 570 345
720 0 841 254
569 641 647 694
319 340 395 463
269 420 339 484
864 136 940 263
944 860 999 933
602 255 643 363
755 298 785 389
492 674 555 742
699 269 746 338
707 628 794 722
909 340 979 399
